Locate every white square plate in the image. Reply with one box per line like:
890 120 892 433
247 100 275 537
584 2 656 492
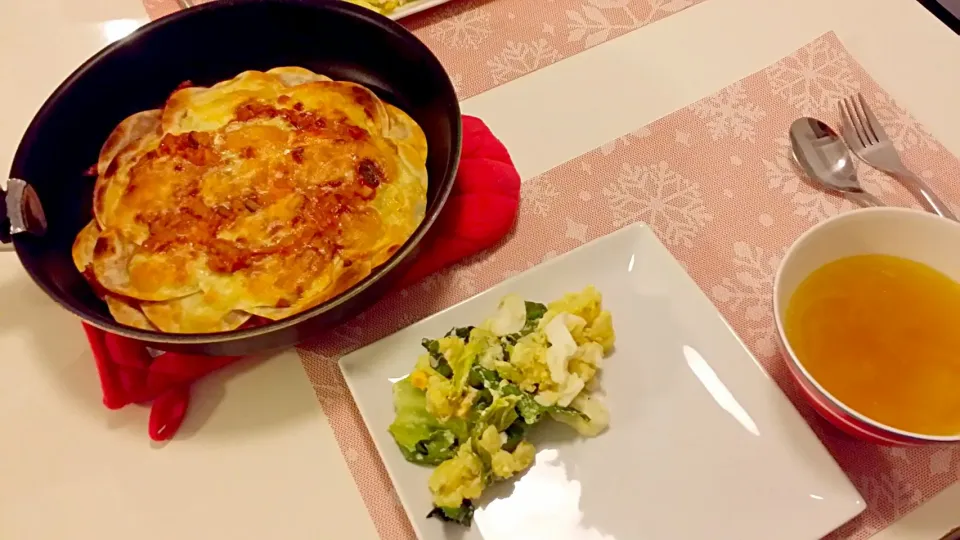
340 224 865 540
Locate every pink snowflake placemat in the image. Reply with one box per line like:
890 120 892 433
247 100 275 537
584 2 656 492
296 32 960 540
141 0 705 99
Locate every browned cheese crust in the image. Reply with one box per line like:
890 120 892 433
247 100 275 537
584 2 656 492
73 67 428 333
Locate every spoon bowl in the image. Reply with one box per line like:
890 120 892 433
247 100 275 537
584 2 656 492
789 117 883 208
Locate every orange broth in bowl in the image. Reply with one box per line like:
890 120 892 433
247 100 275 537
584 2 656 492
784 254 960 436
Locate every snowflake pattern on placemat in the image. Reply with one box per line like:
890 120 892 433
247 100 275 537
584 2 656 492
293 33 960 540
603 161 712 246
763 136 898 222
563 0 690 48
520 174 561 216
690 81 767 142
487 39 561 84
867 91 938 152
765 37 860 115
428 5 492 49
762 136 857 222
710 241 783 357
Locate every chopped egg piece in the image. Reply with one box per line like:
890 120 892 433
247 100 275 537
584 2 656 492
534 390 559 407
544 313 579 384
557 374 585 407
489 294 527 336
577 342 604 368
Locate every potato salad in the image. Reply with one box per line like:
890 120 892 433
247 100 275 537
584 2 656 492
388 286 615 526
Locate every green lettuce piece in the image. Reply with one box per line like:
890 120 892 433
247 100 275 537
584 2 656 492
436 360 453 379
445 326 475 341
467 365 501 389
516 398 546 424
499 383 540 423
422 337 442 359
497 303 547 348
427 501 475 526
500 383 589 424
446 330 503 394
500 333 520 348
388 379 464 465
501 418 528 452
521 301 548 334
399 432 458 466
421 338 453 378
480 394 521 432
449 341 475 392
548 405 592 424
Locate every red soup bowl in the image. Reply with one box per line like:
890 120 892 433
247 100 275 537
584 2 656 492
773 207 960 446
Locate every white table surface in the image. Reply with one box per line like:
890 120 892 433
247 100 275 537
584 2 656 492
1 0 957 538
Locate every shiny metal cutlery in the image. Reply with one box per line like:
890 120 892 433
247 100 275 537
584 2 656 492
838 93 955 220
789 117 884 208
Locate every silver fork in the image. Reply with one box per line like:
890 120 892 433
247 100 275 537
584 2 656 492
838 93 955 220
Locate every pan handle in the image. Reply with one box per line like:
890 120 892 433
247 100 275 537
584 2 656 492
1 178 47 251
0 181 8 249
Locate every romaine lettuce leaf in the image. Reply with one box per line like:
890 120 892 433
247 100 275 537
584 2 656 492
467 365 501 389
449 338 477 392
389 378 464 465
422 337 442 359
427 501 475 526
421 338 453 378
480 394 520 432
500 382 589 424
445 326 475 341
550 392 610 437
521 301 548 334
501 419 528 452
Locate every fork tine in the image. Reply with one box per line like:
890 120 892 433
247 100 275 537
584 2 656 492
839 98 865 149
848 95 875 145
845 97 866 146
851 94 876 145
857 93 888 144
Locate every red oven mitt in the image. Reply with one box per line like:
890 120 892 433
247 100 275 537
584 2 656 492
82 115 521 442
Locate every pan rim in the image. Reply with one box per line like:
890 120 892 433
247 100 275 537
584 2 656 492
10 0 462 345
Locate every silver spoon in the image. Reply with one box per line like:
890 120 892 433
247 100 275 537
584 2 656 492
789 117 884 208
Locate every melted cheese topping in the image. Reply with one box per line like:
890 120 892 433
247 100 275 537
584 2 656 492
73 67 428 333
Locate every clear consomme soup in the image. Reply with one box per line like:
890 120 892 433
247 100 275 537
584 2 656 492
785 254 960 436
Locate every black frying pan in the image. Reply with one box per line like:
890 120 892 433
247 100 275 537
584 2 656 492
0 0 461 356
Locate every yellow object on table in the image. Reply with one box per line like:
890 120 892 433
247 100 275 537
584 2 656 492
344 0 405 15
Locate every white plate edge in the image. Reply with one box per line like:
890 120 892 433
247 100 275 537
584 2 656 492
338 351 430 537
